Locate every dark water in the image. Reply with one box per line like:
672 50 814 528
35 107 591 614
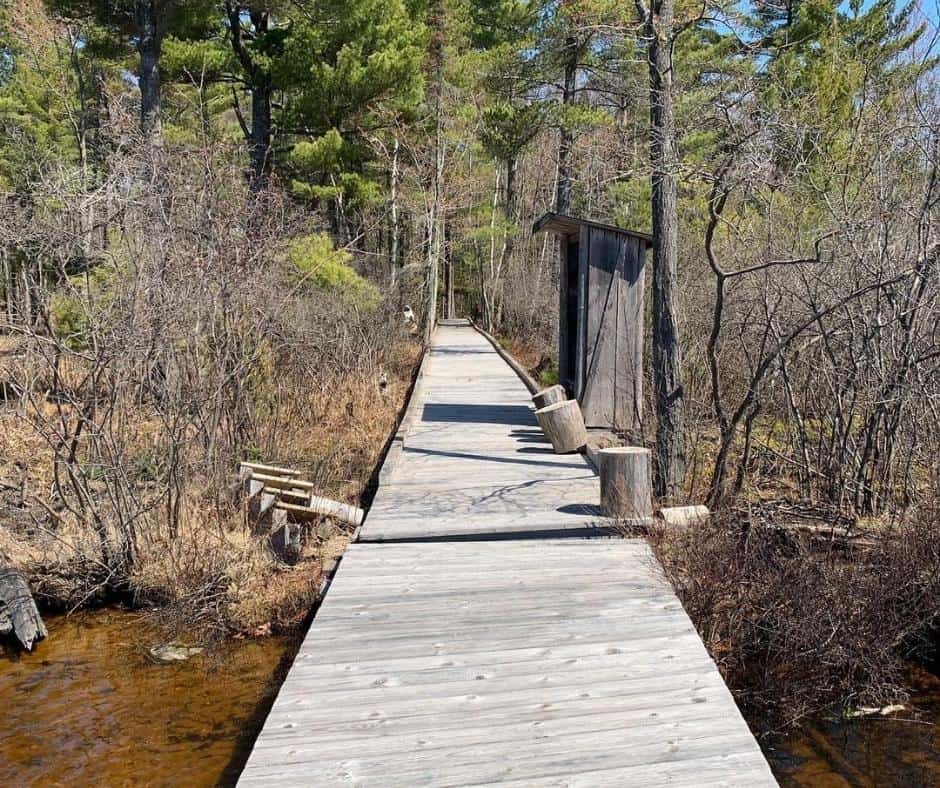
0 610 297 787
766 697 940 787
1 609 937 786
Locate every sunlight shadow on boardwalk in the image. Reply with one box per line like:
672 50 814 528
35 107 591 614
421 403 536 425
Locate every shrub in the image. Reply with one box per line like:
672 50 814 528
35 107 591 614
49 266 116 351
286 233 379 307
649 506 940 730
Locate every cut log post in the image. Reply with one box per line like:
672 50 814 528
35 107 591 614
657 505 710 527
0 565 47 651
230 465 253 507
245 477 264 523
535 399 588 454
598 447 653 521
531 384 566 410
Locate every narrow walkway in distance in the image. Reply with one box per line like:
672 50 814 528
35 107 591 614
238 323 777 786
362 324 605 541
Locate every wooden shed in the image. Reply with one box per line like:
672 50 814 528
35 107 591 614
533 212 651 432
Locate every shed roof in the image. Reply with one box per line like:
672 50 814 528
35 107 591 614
532 212 653 246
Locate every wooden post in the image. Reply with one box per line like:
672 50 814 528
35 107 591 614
532 384 566 410
269 509 300 564
598 447 653 521
535 399 588 454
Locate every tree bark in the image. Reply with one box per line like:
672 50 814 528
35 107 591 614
425 0 446 341
389 136 401 286
0 565 47 651
135 1 163 142
247 10 272 191
226 4 272 192
249 82 272 191
638 0 686 500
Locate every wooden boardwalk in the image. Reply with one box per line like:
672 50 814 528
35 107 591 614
239 323 776 787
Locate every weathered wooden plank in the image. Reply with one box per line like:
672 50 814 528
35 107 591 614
615 237 644 430
241 728 766 785
251 697 745 762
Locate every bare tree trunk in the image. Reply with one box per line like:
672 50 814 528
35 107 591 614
249 80 272 191
247 11 272 192
2 251 11 325
638 0 686 500
555 35 577 214
226 4 272 192
446 253 455 318
425 0 446 341
136 1 163 143
389 136 401 286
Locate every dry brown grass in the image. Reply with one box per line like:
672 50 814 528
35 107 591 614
267 342 421 502
0 339 420 636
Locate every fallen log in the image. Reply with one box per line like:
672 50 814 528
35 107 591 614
275 497 365 528
531 385 566 410
657 505 710 527
535 399 588 454
597 447 653 522
0 565 47 651
771 521 878 549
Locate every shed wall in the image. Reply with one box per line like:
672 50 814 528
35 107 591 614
579 229 644 431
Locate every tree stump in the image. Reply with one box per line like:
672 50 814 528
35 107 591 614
535 399 588 453
598 447 653 521
0 565 47 651
531 384 566 410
